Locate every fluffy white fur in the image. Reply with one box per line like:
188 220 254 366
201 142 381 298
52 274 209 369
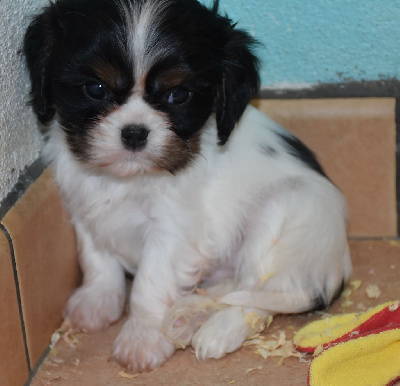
46 105 352 370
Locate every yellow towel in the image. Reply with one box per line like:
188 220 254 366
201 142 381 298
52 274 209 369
294 301 400 386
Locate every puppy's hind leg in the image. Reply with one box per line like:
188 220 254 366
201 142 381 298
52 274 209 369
191 178 351 360
232 177 352 313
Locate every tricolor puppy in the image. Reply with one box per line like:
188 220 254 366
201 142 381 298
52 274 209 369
24 0 352 371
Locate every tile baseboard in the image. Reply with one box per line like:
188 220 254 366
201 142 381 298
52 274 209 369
252 98 397 237
1 168 81 372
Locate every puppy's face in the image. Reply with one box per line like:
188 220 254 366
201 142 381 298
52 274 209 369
24 0 260 176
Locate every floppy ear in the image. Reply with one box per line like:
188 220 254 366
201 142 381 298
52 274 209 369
23 7 57 124
215 28 260 145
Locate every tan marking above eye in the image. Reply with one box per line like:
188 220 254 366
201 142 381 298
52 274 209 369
161 69 188 89
149 68 190 94
91 60 129 91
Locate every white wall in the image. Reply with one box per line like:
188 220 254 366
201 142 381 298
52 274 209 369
0 0 47 202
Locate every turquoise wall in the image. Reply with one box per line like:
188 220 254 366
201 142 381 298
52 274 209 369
200 0 400 87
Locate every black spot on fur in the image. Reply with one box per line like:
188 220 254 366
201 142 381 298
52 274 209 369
312 280 346 311
279 133 327 177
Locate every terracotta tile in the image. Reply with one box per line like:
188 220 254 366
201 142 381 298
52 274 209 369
30 239 400 386
1 168 81 369
0 228 29 386
252 98 397 237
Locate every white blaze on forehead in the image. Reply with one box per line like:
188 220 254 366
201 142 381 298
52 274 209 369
118 0 175 84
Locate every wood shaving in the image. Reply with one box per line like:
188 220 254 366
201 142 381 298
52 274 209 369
245 312 271 333
118 371 139 379
50 358 64 365
245 365 263 374
350 330 360 338
277 357 285 366
314 311 333 318
341 299 353 308
50 332 61 349
357 302 367 311
57 319 73 334
341 285 356 308
342 288 352 298
40 376 64 385
244 331 302 362
389 240 400 247
366 284 381 299
45 358 64 367
63 331 80 348
389 301 399 312
350 280 362 290
245 311 265 331
50 320 80 350
266 315 274 328
313 344 324 357
299 356 312 364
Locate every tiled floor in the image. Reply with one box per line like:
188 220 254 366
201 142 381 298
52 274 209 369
0 169 80 385
0 229 29 386
31 239 400 385
1 169 81 367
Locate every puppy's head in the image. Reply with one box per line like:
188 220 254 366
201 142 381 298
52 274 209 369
24 0 259 176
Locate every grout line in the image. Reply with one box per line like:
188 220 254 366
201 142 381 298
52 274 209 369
395 98 400 237
258 79 400 99
348 236 400 241
0 223 32 373
24 346 51 386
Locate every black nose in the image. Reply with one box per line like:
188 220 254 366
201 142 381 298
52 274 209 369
121 124 149 151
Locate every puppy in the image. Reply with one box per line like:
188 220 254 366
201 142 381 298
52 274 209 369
24 0 352 371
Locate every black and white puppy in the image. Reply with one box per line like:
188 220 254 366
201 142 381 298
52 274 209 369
24 0 351 371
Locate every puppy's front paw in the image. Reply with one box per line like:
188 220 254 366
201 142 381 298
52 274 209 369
113 317 175 371
65 284 125 332
192 307 255 360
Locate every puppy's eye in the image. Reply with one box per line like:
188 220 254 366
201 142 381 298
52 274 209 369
167 88 192 105
84 82 107 100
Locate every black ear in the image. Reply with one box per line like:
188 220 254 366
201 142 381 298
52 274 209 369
215 27 260 145
23 7 57 124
